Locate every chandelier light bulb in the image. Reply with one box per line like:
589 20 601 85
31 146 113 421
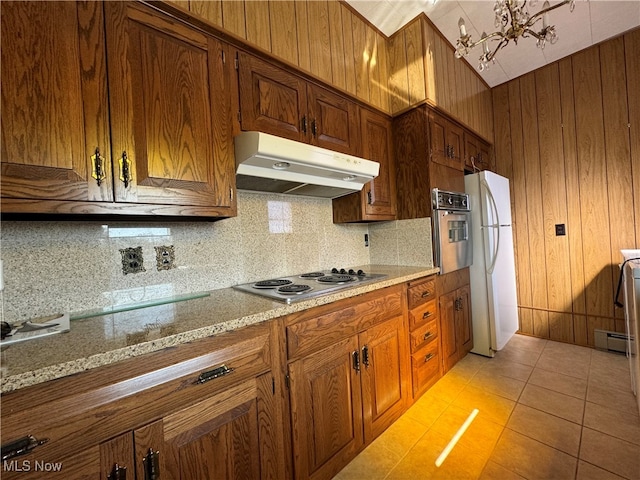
542 1 550 29
458 17 467 37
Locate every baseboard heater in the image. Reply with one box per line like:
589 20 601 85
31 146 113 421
594 329 628 354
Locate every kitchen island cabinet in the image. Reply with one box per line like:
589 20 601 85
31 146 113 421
1 1 236 218
0 321 286 480
285 284 409 479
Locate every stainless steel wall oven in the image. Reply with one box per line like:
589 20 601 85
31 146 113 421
432 189 473 274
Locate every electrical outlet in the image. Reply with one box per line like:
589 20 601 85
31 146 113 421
364 234 369 247
119 247 145 275
154 245 176 271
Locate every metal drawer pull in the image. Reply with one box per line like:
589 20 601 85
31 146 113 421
424 353 434 363
143 448 160 480
362 345 370 368
423 331 433 340
352 350 360 372
108 463 127 480
1 435 49 462
422 311 433 319
421 290 432 298
195 364 234 384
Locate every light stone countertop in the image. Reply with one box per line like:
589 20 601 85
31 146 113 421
0 265 438 393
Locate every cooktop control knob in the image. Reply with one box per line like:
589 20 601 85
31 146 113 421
340 268 347 274
357 269 365 276
331 268 339 273
348 269 356 275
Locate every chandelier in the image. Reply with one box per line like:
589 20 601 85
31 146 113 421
455 0 576 71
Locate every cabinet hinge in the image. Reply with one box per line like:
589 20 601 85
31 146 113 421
272 377 276 395
237 111 242 123
234 53 239 70
221 49 225 65
285 374 290 389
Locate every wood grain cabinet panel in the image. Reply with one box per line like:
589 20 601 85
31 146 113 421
2 1 236 217
237 52 361 157
332 109 397 222
438 272 472 374
1 1 111 204
0 322 283 480
286 286 409 479
430 110 463 171
406 276 441 399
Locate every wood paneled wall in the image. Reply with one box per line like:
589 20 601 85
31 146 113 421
170 0 388 111
387 16 494 142
492 29 640 347
166 1 493 141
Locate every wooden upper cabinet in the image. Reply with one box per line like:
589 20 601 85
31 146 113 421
104 1 234 209
464 131 492 172
307 83 360 156
237 51 308 142
237 52 360 156
429 110 463 171
332 109 396 223
0 1 112 203
1 1 236 217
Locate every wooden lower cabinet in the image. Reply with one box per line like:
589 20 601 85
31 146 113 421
0 322 285 480
438 270 473 374
286 286 409 479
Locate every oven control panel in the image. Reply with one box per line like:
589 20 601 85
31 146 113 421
432 188 470 211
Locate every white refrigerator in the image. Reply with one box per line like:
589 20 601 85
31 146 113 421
464 171 519 357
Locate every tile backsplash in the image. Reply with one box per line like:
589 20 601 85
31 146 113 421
0 191 432 323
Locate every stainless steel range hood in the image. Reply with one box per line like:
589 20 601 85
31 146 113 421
234 131 379 198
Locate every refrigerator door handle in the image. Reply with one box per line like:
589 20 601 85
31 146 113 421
482 180 501 274
486 225 500 274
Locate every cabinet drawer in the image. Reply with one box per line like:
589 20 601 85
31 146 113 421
408 277 436 310
411 341 440 398
409 318 438 353
408 299 437 330
0 324 272 467
286 288 403 359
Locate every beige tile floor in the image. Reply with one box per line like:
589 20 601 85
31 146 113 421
335 334 640 480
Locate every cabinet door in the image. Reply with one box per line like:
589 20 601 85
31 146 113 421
456 285 473 355
1 1 112 204
479 140 493 171
464 132 480 172
360 315 408 443
100 432 135 480
361 109 397 219
439 290 459 373
104 2 235 208
162 378 262 480
307 84 360 155
238 52 308 142
289 336 363 480
446 121 464 169
429 111 448 165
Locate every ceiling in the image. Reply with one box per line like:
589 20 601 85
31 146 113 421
345 0 640 87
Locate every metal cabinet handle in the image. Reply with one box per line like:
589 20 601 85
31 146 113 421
422 311 433 320
91 147 106 186
301 115 307 134
195 364 234 384
424 353 434 363
119 151 132 189
143 448 160 480
1 435 48 462
423 331 433 341
361 345 370 368
421 290 431 298
108 463 127 480
352 350 360 372
311 119 317 137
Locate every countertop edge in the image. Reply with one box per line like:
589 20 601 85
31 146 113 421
1 266 438 393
